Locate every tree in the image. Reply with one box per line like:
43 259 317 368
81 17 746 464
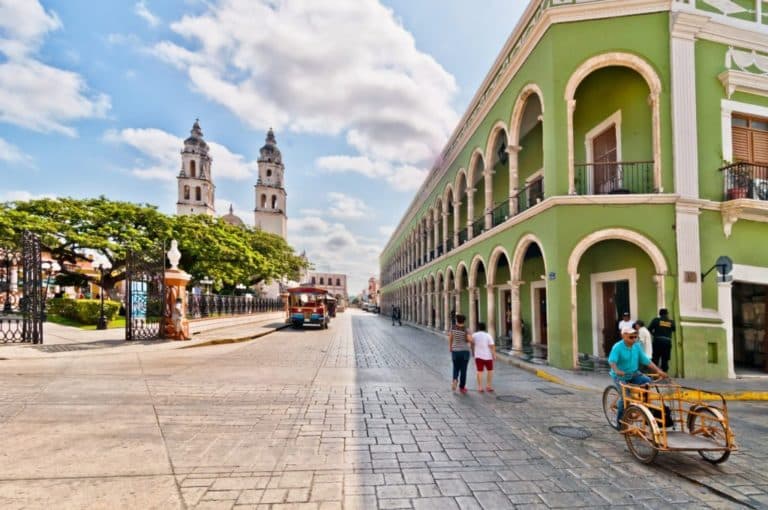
0 197 309 294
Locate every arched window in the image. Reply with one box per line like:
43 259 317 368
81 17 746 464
267 169 272 177
190 160 196 178
320 277 325 285
195 187 201 201
271 195 277 209
336 278 341 286
184 185 190 200
311 277 316 284
260 194 267 208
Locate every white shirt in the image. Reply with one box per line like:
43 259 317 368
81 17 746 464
638 326 653 358
472 331 495 360
618 319 633 332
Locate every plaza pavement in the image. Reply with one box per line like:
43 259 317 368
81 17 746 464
0 309 766 509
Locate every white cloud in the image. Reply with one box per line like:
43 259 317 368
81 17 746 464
0 137 33 166
378 225 394 238
289 216 380 294
104 126 258 181
0 190 55 202
134 1 160 27
0 1 110 136
327 192 369 219
151 0 457 191
317 155 427 192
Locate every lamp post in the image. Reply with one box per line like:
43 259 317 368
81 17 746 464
96 261 112 330
200 277 213 295
40 261 60 322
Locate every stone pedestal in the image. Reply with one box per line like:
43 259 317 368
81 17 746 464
164 269 191 340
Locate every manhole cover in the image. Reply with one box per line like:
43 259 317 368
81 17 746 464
549 426 591 440
496 395 527 403
537 387 573 395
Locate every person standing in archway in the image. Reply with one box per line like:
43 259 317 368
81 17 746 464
649 308 675 372
449 314 472 394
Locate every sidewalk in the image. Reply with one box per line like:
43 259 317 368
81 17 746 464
0 312 287 360
399 317 768 401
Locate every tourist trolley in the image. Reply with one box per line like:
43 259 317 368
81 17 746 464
602 378 737 464
285 287 331 329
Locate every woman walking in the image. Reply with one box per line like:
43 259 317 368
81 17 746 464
449 314 472 394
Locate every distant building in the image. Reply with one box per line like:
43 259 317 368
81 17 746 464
176 119 215 216
306 272 348 309
367 277 379 305
254 129 288 240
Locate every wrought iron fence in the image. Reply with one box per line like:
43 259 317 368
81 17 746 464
721 162 768 201
574 161 654 195
491 201 509 228
187 293 283 318
436 245 444 258
0 231 43 344
446 238 454 253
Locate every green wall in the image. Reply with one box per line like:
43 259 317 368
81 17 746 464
519 122 544 184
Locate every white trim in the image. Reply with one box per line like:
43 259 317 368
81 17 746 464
720 70 768 100
732 263 768 284
721 265 768 379
525 168 544 184
584 110 622 194
721 99 768 163
530 280 546 345
589 268 638 357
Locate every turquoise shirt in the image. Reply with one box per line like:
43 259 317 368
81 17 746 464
608 340 651 379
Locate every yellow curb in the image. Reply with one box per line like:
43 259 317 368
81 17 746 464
179 325 288 349
679 389 768 402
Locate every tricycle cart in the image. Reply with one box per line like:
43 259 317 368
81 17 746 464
602 378 736 464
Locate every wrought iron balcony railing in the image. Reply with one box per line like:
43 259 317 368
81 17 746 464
513 178 544 213
574 161 654 195
436 245 443 257
471 217 484 237
721 162 768 201
491 201 509 228
446 238 454 253
458 228 468 245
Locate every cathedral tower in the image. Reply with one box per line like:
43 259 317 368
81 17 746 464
253 129 287 239
177 119 215 216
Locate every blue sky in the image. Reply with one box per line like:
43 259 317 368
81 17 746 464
0 0 526 294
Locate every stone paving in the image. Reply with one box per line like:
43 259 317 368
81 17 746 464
0 310 766 509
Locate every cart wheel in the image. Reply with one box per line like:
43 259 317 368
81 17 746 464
602 385 620 430
623 405 659 464
687 407 731 464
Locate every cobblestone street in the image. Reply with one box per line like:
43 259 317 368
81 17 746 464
0 310 766 509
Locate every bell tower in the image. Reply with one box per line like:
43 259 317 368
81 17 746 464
254 128 287 239
177 119 215 216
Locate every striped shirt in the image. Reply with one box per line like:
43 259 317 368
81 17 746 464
451 327 470 352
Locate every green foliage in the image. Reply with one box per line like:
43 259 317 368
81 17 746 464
0 196 310 293
48 298 121 325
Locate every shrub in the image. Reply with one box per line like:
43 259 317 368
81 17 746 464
48 298 121 325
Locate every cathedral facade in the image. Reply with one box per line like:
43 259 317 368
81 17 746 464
176 120 288 241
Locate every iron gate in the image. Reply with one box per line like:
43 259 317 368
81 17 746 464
125 246 165 341
0 231 43 344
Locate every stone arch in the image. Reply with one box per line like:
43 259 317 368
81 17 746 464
468 255 487 289
511 233 548 280
454 168 468 195
487 246 513 284
566 228 668 368
485 121 511 166
468 149 485 187
564 52 663 194
509 83 545 145
455 261 469 291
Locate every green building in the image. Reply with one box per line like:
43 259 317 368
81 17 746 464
379 0 768 379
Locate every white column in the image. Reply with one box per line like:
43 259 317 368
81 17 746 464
442 211 449 254
434 212 440 256
486 284 496 339
468 286 478 330
427 291 433 327
443 290 450 331
566 99 577 195
508 146 522 214
484 165 493 230
510 281 523 354
676 203 703 315
718 280 736 379
9 264 18 292
453 201 461 247
426 225 432 262
467 188 475 240
569 273 580 369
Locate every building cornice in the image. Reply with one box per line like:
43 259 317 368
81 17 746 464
719 70 768 99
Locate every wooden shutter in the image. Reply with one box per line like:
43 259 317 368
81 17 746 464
753 130 768 164
732 126 751 162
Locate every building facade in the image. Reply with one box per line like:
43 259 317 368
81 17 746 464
254 129 288 239
177 119 215 216
379 0 768 379
306 272 348 308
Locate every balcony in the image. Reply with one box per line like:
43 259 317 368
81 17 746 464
471 217 484 238
446 238 454 253
516 178 544 213
491 201 509 228
575 161 654 195
458 228 468 246
722 162 768 201
436 245 443 258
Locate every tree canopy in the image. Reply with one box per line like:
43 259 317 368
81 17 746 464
0 197 309 293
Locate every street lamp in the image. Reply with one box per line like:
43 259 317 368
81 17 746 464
96 260 112 330
200 276 213 295
235 283 246 296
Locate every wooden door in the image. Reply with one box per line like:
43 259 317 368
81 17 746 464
592 126 618 193
602 281 618 356
538 288 548 346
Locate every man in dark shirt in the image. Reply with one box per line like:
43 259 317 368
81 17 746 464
648 308 675 371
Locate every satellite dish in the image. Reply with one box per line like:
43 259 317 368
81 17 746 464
716 255 733 282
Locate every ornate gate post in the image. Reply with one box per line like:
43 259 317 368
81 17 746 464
163 240 191 340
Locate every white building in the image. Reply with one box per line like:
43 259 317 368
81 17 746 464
176 119 215 216
306 272 348 308
254 129 288 240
